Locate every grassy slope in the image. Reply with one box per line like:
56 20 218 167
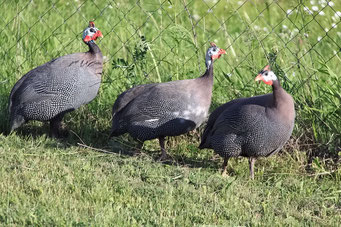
0 0 340 225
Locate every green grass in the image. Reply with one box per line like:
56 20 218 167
0 134 340 225
0 0 340 225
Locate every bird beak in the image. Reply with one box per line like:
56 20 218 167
96 30 103 38
255 74 263 82
211 48 226 60
92 30 103 41
219 48 226 55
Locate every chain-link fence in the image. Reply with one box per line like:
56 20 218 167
1 0 340 155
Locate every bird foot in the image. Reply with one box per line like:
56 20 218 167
221 170 229 177
50 128 69 139
132 148 144 156
157 152 171 162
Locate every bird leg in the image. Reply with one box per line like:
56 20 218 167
132 140 144 156
49 114 67 138
221 157 229 176
249 157 256 180
157 136 168 161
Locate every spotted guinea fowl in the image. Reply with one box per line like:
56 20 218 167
110 43 226 160
199 65 295 179
9 21 103 137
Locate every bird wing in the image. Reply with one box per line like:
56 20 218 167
213 103 266 135
199 97 247 148
112 83 157 114
10 65 57 107
114 80 193 123
200 94 273 149
9 53 90 107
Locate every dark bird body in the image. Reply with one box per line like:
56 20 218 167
9 22 103 137
199 66 295 178
111 69 213 141
111 43 226 159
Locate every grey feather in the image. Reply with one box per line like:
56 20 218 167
200 85 295 159
111 78 208 140
9 43 103 132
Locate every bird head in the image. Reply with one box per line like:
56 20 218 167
205 42 226 68
82 21 103 43
255 65 278 86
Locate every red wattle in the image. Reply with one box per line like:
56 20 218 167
263 80 273 85
83 35 92 42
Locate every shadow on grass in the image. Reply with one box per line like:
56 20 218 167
8 123 49 138
75 134 222 170
3 106 339 172
158 152 221 170
285 135 340 172
305 144 340 171
65 128 222 170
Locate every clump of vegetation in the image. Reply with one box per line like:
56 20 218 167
112 35 149 86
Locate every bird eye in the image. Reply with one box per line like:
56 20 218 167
264 72 268 76
213 47 217 52
90 28 95 33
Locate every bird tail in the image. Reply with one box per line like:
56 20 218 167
9 113 25 132
199 140 209 149
109 128 120 138
109 114 125 138
199 133 211 149
198 128 211 149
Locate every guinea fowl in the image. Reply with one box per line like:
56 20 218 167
110 43 226 160
9 21 103 137
199 65 295 179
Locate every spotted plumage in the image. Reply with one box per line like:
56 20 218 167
110 43 226 160
199 66 295 179
9 21 103 137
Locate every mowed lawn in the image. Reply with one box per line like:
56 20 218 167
0 0 340 225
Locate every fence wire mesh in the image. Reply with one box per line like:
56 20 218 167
1 0 340 153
